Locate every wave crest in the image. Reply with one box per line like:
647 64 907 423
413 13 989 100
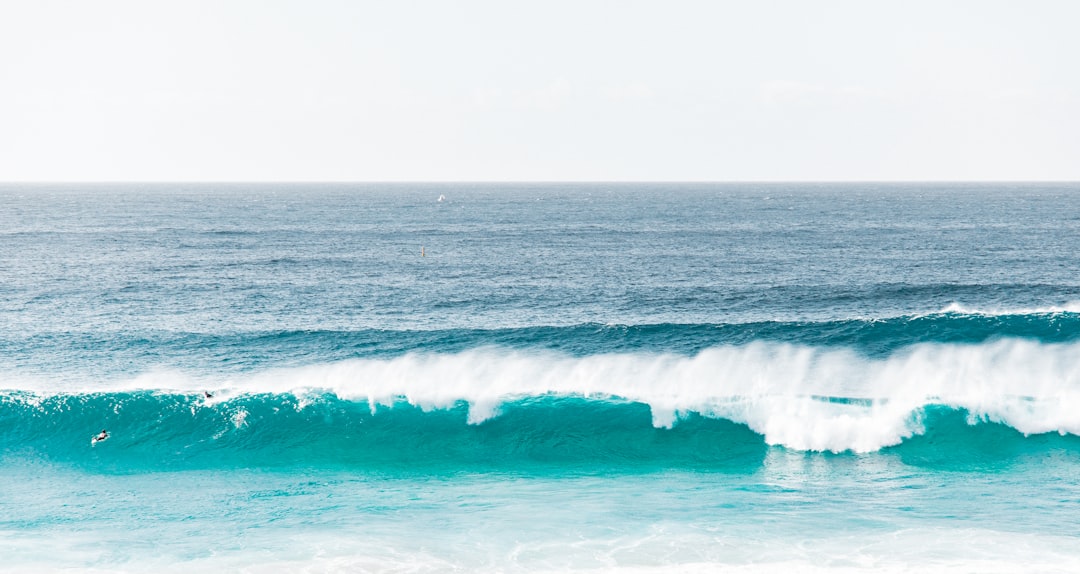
6 339 1080 454
934 301 1080 316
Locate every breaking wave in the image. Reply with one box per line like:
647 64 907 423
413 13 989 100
5 338 1080 469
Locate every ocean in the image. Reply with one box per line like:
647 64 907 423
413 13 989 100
2 182 1080 572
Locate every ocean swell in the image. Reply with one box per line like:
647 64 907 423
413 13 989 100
6 311 1080 380
5 338 1080 463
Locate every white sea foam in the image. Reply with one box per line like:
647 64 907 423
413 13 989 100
6 339 1080 453
3 526 1078 573
934 300 1080 316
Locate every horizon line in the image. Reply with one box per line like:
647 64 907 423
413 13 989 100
3 180 1080 185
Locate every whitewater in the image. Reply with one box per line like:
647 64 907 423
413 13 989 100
2 182 1080 572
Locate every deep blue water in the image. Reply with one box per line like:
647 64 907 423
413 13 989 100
2 183 1080 571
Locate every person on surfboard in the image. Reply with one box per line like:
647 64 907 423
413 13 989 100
92 429 109 444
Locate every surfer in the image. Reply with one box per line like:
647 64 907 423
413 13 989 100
92 429 109 444
203 391 213 399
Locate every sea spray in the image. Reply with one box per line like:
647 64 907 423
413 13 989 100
6 338 1080 457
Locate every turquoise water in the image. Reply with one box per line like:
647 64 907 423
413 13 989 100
2 183 1080 571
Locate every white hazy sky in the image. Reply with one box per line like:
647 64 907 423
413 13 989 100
1 0 1078 181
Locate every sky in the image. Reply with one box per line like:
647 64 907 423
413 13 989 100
1 0 1078 181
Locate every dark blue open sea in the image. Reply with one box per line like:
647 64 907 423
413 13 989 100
3 182 1080 572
